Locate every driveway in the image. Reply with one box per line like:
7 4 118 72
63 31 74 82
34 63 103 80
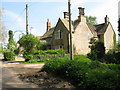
0 54 45 89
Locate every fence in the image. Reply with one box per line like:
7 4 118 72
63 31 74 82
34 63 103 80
33 54 70 59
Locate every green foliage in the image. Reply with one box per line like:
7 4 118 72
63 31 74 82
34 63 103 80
87 38 105 62
36 40 47 50
7 30 16 51
113 32 117 48
105 48 120 64
42 55 120 89
0 46 3 53
22 58 50 64
86 16 98 25
34 49 66 55
23 51 33 61
3 51 15 60
18 34 39 54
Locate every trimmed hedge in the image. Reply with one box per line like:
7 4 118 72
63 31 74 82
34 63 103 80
34 49 66 55
42 55 120 89
3 51 15 61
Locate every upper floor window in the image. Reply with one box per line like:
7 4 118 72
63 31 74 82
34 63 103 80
55 29 62 39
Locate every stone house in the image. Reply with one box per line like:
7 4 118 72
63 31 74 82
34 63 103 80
41 7 115 55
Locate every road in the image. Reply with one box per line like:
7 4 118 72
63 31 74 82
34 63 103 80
0 54 44 89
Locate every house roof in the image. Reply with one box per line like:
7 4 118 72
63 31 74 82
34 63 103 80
42 17 111 39
60 18 74 31
87 24 98 37
95 23 109 35
41 27 55 39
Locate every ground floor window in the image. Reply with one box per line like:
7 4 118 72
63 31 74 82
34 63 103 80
55 45 63 49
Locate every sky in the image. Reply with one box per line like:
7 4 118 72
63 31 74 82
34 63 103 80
0 0 119 42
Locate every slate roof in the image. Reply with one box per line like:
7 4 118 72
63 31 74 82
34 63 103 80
41 27 55 39
95 23 109 35
87 24 98 37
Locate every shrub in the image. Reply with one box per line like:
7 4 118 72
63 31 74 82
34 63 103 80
23 51 33 62
22 58 50 64
105 49 120 64
83 68 120 89
87 38 105 62
33 49 66 55
18 34 39 54
42 55 120 89
3 51 15 61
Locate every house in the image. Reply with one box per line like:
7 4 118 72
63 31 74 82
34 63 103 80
41 7 115 55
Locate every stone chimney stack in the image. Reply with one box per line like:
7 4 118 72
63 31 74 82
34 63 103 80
78 7 86 23
105 15 109 24
64 12 69 20
78 7 85 16
46 19 51 32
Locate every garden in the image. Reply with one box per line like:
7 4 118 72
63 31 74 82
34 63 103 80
2 31 120 89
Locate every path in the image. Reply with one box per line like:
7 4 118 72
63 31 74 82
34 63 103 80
0 54 45 89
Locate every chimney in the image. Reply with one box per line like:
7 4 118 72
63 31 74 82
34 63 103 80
105 15 109 24
78 7 85 16
46 19 51 32
64 12 69 20
78 7 86 23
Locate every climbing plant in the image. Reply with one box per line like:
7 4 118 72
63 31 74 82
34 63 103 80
7 30 16 51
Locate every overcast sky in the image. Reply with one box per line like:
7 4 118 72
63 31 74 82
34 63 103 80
1 0 119 42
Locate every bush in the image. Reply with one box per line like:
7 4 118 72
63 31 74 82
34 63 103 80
105 49 120 64
87 38 105 62
22 58 50 64
34 49 66 55
42 55 120 89
3 51 15 61
23 51 33 62
83 68 120 89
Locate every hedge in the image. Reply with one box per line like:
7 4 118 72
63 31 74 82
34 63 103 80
3 51 15 61
41 55 120 89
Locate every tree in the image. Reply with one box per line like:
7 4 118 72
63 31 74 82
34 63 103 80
87 38 105 62
0 7 7 42
18 34 39 54
86 16 98 25
7 30 16 51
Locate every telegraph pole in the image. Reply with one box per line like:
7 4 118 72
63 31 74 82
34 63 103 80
26 4 28 34
68 0 74 60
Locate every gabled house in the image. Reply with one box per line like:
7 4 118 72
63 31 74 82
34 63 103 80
41 7 115 54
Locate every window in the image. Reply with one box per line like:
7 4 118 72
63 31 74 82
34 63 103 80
55 45 63 49
55 29 62 39
88 33 90 40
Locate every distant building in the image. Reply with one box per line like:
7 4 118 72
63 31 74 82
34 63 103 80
41 7 115 55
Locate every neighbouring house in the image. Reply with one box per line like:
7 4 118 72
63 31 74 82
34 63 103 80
41 7 115 55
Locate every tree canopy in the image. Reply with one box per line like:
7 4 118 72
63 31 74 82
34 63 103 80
18 34 40 54
86 16 98 25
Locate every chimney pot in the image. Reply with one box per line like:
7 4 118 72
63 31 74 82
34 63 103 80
105 15 109 24
64 12 69 20
78 7 85 16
